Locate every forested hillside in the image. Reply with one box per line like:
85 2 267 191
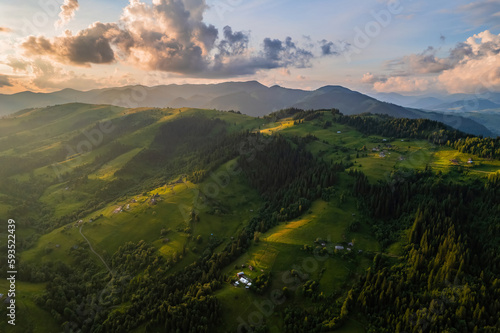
0 105 498 332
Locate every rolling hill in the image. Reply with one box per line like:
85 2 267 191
0 104 499 332
0 82 494 137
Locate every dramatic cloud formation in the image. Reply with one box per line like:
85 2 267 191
22 23 119 66
367 30 500 93
438 31 500 93
114 0 218 73
0 74 12 87
55 0 79 28
20 0 343 78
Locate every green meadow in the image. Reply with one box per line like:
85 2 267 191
1 105 498 333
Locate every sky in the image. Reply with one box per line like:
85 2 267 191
0 0 499 95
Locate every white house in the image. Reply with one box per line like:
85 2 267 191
335 245 344 250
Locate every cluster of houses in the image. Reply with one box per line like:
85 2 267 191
234 272 253 289
314 237 362 254
150 193 162 205
450 158 474 165
334 242 355 252
372 143 396 158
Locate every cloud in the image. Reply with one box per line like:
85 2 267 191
367 30 500 94
20 0 342 78
385 30 500 77
217 26 249 57
319 39 350 56
6 56 29 72
3 57 110 91
0 27 11 33
361 72 387 84
438 30 500 93
372 76 435 93
114 0 218 73
0 74 12 87
393 31 499 73
386 46 452 74
262 37 313 68
55 0 79 28
320 40 338 56
22 22 119 66
458 0 500 29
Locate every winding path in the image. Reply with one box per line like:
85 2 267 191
79 225 113 275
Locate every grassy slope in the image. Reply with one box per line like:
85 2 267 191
3 106 499 333
0 281 60 333
215 179 377 332
22 158 262 263
214 112 500 332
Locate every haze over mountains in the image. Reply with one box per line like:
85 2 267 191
0 81 496 136
374 92 500 136
374 92 500 111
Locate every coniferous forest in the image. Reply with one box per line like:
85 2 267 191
0 106 499 333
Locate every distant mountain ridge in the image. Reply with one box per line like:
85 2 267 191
0 81 495 136
374 91 500 136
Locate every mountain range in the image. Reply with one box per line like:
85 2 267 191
374 92 500 136
0 81 496 136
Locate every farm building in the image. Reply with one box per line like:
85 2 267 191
335 245 344 250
